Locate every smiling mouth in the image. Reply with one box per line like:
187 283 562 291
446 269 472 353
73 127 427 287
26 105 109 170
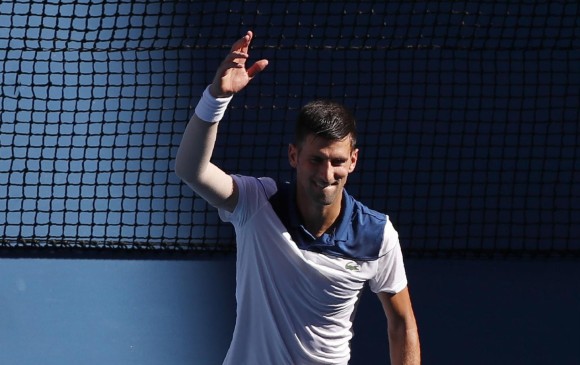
314 181 338 189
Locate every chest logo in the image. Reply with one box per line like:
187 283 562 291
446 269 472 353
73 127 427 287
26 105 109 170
345 261 361 272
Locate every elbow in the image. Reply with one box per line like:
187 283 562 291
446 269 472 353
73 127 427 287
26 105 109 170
389 313 419 341
174 153 186 181
174 152 209 193
174 155 187 181
174 151 199 185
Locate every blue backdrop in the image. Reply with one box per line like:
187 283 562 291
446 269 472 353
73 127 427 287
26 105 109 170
1 258 579 364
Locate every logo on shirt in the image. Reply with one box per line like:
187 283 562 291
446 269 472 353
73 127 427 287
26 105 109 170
345 261 361 272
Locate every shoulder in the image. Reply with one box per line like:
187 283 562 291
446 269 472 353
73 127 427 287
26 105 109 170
232 175 278 199
345 195 402 259
219 175 278 223
331 193 388 261
349 195 387 226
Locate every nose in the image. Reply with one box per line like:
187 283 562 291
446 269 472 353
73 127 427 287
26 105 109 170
318 161 335 183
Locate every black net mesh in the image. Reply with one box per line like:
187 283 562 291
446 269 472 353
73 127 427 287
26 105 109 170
0 1 578 258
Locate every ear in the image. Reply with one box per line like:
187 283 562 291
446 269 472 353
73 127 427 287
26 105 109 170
348 148 359 173
288 143 298 168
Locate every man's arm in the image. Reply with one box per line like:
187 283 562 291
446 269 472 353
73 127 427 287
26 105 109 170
175 31 268 212
378 287 421 365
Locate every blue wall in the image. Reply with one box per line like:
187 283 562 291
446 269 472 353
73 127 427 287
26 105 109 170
0 258 236 365
1 257 579 364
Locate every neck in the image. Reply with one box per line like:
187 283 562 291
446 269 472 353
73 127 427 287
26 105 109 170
296 192 343 238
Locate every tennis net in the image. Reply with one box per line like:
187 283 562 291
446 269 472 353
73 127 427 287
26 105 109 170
0 1 578 258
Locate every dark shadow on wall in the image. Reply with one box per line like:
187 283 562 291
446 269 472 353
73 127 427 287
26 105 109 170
350 258 580 365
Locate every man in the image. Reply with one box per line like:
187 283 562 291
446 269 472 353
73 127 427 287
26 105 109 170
175 31 420 365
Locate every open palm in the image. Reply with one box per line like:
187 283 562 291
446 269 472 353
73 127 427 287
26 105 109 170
211 31 269 97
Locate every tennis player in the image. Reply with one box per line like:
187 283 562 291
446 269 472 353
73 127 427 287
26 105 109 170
175 31 420 365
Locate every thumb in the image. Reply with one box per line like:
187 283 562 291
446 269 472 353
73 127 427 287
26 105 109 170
247 59 269 79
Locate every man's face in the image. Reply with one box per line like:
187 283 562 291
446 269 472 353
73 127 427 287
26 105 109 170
288 134 358 207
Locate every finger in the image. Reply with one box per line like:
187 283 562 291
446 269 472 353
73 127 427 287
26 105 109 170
220 61 245 72
222 52 248 70
230 31 252 53
246 59 269 78
241 30 253 54
226 51 249 62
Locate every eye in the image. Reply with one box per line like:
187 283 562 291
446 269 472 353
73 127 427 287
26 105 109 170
331 159 347 167
310 157 323 164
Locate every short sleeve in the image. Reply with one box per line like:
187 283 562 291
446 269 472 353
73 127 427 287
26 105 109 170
218 175 277 226
368 217 408 294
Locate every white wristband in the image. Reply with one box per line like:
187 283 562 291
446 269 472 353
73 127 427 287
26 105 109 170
194 85 233 123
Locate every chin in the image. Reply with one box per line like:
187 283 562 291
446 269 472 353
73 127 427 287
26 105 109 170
317 198 334 206
316 192 340 206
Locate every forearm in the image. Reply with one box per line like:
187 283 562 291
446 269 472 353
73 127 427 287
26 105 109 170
388 325 421 365
175 83 233 182
175 113 218 185
176 114 237 209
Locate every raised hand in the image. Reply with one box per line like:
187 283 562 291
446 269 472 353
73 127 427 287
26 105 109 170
210 31 269 98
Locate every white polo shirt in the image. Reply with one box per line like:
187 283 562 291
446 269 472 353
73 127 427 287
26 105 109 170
219 175 408 365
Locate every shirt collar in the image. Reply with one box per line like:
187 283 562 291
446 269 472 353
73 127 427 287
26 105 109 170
286 182 354 247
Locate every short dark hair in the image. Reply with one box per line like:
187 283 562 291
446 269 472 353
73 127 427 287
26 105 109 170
294 99 357 149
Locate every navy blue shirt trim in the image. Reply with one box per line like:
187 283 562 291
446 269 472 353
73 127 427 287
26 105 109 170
269 181 386 261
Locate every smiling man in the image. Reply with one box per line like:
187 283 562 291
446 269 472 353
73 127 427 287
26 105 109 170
175 31 420 365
